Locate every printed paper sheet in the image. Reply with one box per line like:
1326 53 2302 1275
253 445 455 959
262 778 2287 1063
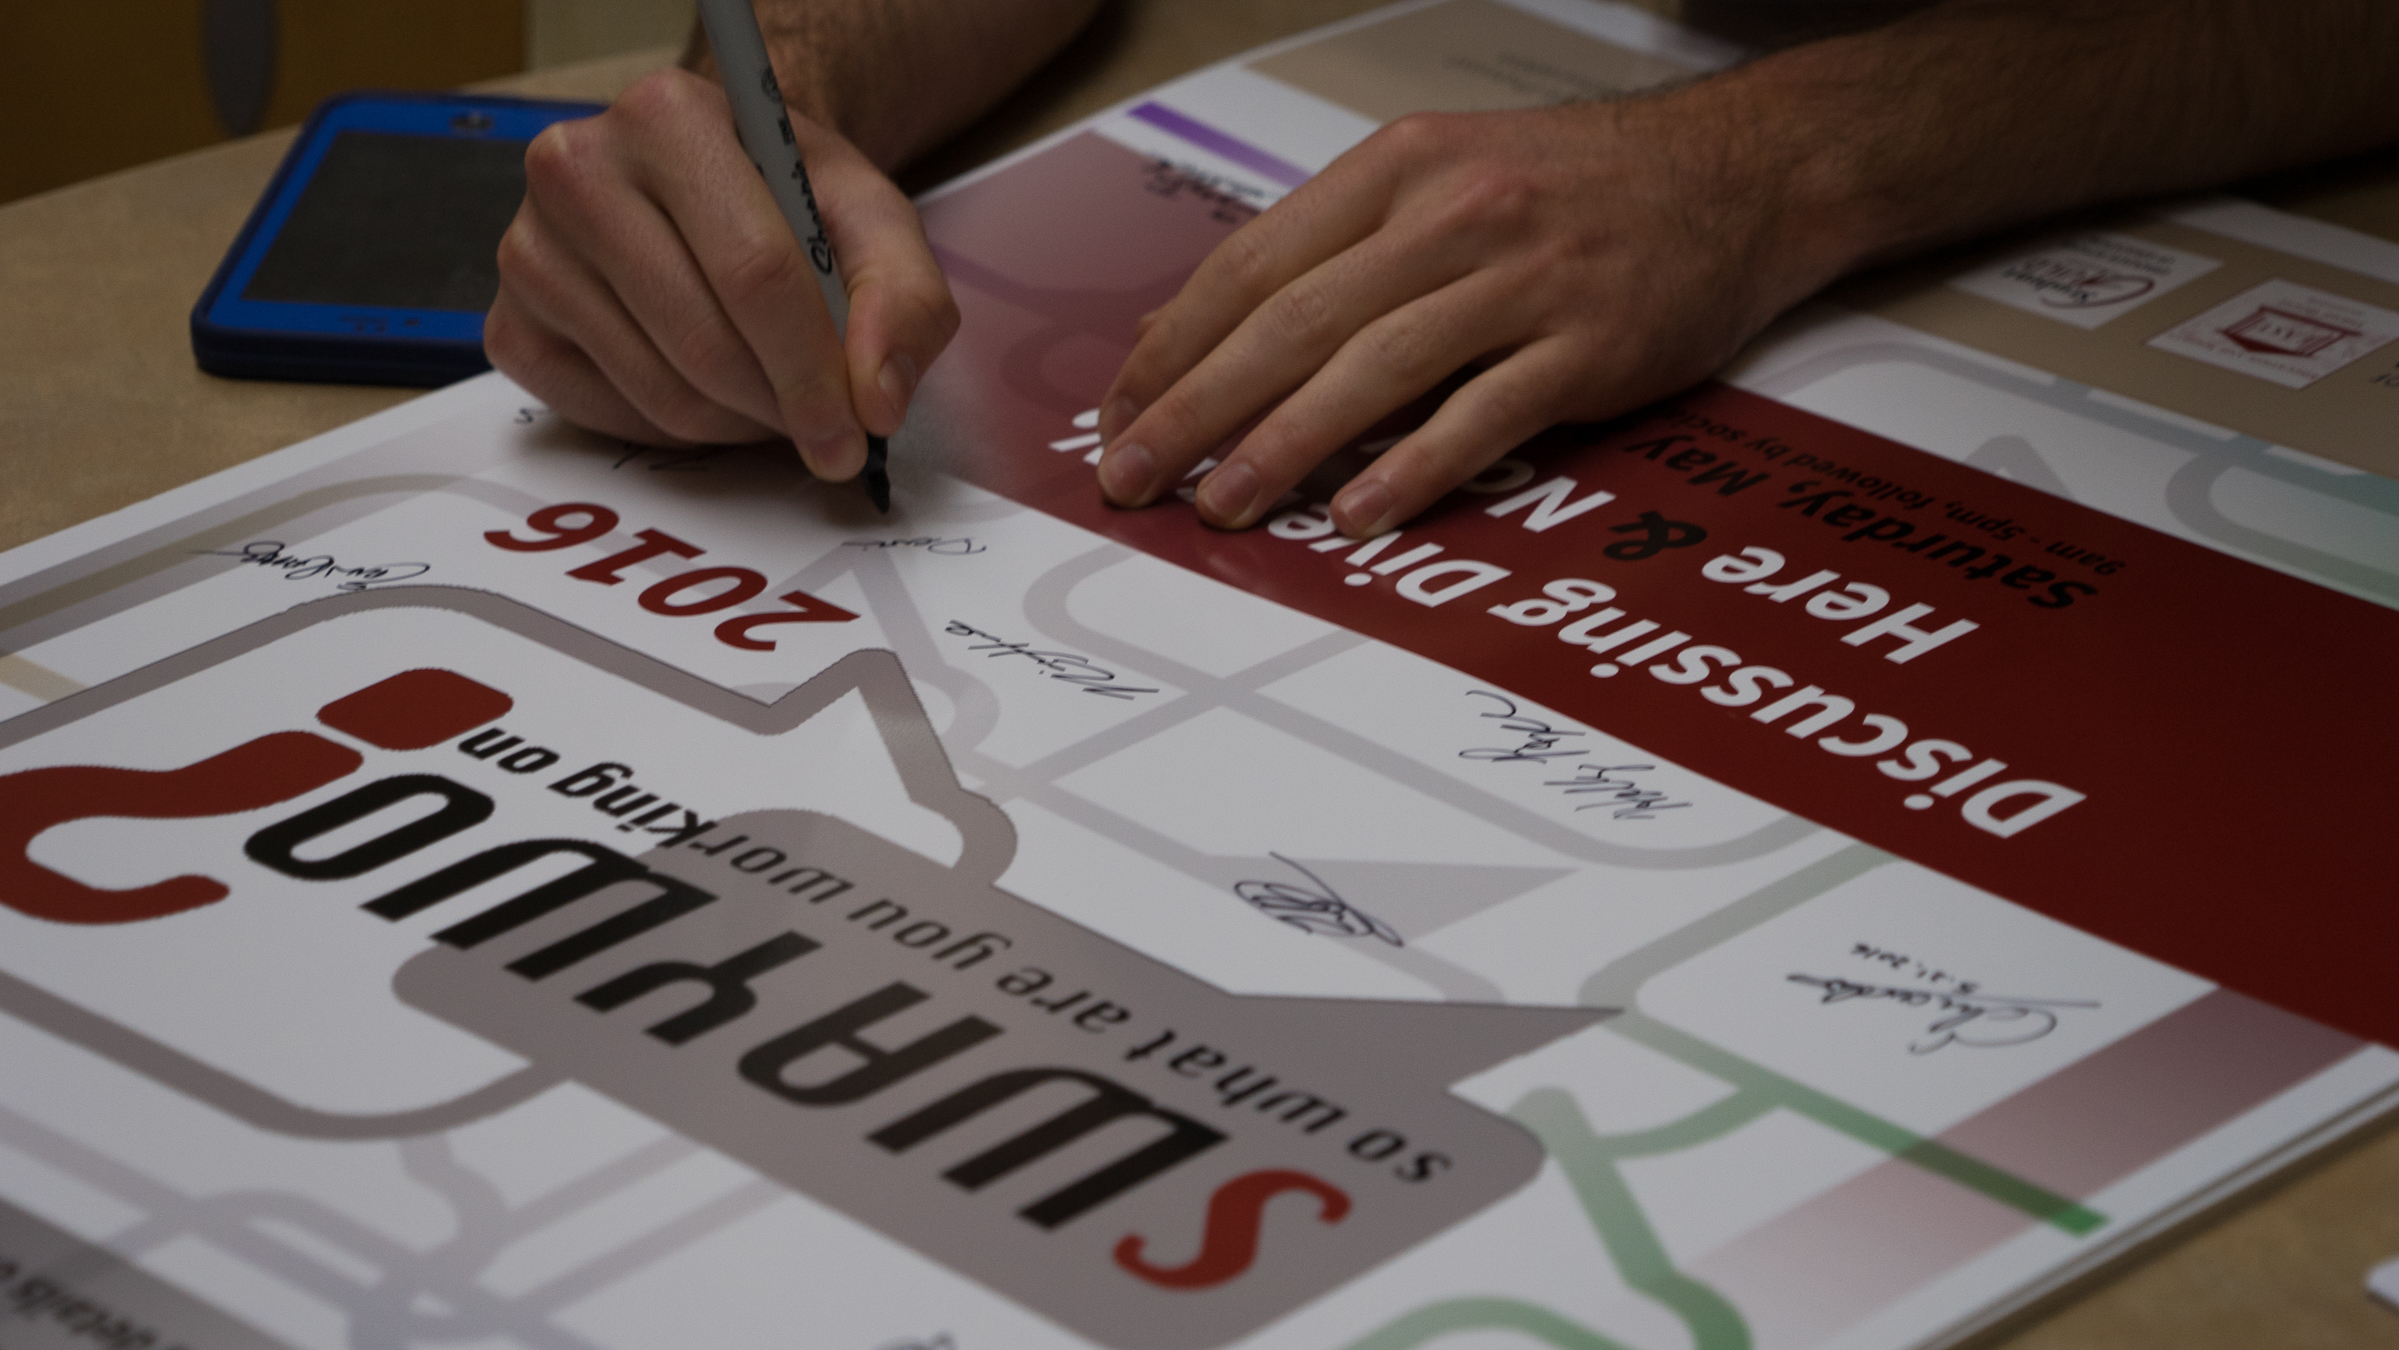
3 5 2394 1350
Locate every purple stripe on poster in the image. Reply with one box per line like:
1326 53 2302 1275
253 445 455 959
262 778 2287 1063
1128 101 1314 188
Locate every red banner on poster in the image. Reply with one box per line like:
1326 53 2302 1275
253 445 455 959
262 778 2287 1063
919 132 2399 1046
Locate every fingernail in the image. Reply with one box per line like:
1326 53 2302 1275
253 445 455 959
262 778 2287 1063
1333 477 1394 537
804 425 865 480
1099 441 1156 505
1197 461 1262 527
1100 396 1141 440
878 352 918 414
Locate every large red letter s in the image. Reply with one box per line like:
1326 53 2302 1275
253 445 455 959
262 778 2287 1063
1114 1170 1351 1290
0 668 510 925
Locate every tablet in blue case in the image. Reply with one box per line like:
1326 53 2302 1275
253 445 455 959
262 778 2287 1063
192 90 602 387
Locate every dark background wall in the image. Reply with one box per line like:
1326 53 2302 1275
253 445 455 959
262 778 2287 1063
0 2 526 204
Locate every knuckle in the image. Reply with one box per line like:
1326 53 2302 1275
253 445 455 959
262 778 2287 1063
1126 300 1176 351
1113 342 1177 404
657 321 740 388
485 315 571 403
522 124 619 223
1375 112 1458 162
1264 281 1336 350
1355 316 1433 374
493 216 543 285
717 233 807 305
1524 230 1595 280
520 122 582 196
1251 418 1337 481
617 68 703 124
615 71 671 118
1139 385 1204 443
1575 327 1650 378
1211 228 1281 300
1447 168 1539 234
1421 451 1502 502
1470 376 1549 436
481 305 533 375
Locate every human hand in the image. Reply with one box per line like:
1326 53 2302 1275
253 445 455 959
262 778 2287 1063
486 68 959 479
1092 94 1851 535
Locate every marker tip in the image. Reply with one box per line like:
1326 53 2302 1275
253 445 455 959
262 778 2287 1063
864 438 890 513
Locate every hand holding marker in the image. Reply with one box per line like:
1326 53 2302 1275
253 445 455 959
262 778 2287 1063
696 0 891 511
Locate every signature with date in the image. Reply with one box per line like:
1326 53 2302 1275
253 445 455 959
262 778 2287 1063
1234 854 1401 946
201 541 431 592
1784 972 2100 1054
942 620 1158 700
1459 690 1691 820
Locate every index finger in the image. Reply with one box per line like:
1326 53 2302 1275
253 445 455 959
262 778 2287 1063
625 74 866 478
1096 151 1399 448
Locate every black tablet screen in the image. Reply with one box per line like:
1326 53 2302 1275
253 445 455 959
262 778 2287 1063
242 130 528 312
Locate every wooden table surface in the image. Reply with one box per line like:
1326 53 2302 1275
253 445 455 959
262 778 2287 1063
2 3 2394 1347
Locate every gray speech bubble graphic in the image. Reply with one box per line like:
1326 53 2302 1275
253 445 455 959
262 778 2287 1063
394 807 1606 1350
0 588 1012 1138
1 587 1610 1348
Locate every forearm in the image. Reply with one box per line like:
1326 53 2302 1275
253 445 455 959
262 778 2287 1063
684 0 1102 169
1704 0 2399 289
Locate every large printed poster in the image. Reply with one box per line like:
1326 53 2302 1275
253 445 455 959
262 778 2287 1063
2 4 2394 1350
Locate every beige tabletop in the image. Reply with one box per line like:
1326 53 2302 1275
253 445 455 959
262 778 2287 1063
2 3 2396 1347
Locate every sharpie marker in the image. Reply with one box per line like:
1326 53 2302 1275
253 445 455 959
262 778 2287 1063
696 0 891 512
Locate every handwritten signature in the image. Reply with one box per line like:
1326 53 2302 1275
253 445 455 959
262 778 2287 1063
1459 691 1691 820
1234 854 1401 946
1541 763 1691 820
1784 973 2100 1054
942 621 1159 700
201 541 431 592
846 537 986 556
1459 689 1590 763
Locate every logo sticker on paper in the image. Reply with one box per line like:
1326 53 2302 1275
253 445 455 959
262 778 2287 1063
2146 278 2399 388
1948 232 2219 329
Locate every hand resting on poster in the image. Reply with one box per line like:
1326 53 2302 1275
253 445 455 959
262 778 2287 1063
487 0 2399 537
1099 0 2399 537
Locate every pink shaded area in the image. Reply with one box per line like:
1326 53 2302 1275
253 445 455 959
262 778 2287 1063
1692 989 2360 1345
1939 988 2357 1195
